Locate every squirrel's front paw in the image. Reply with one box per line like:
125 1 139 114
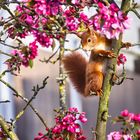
107 51 116 58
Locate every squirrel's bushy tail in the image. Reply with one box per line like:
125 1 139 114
63 52 87 95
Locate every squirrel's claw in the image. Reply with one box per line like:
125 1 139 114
107 52 116 58
99 53 104 57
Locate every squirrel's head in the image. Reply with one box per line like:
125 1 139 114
79 28 100 51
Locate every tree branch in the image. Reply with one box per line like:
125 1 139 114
0 115 19 140
95 1 131 140
0 78 48 128
0 50 13 57
12 77 49 126
58 38 66 109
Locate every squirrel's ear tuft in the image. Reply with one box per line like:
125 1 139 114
86 27 99 38
76 32 84 38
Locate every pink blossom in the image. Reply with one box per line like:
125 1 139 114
53 124 62 133
117 53 127 66
79 112 87 123
136 130 140 135
69 107 78 113
79 13 90 24
108 131 122 140
34 132 48 140
66 17 79 31
71 0 80 4
133 114 140 123
92 3 131 39
108 131 132 140
121 109 129 117
6 41 38 71
35 107 87 139
122 134 132 140
128 113 135 121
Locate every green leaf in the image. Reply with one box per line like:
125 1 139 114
29 59 33 68
66 0 71 4
51 39 56 51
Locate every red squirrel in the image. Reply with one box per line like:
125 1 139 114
63 28 116 97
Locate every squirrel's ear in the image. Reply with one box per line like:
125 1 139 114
87 27 98 36
76 27 91 38
90 29 100 38
76 32 84 38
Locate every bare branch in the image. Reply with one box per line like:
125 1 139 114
12 77 49 126
0 40 19 49
0 78 48 128
0 100 10 103
0 50 13 57
40 47 60 64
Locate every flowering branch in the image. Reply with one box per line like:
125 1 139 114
95 0 131 140
0 0 138 139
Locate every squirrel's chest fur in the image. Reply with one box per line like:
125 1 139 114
87 42 107 74
84 42 108 96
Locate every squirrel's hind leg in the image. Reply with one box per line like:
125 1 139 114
84 71 103 97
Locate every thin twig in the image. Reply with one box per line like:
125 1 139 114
0 4 16 20
64 47 81 52
0 50 13 57
131 42 140 46
0 41 19 49
40 47 60 63
122 49 140 57
0 100 10 103
121 42 140 49
0 78 48 128
0 69 11 79
130 8 140 19
112 65 133 86
12 77 49 126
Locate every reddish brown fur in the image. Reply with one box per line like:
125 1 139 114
63 29 115 97
85 62 103 96
63 52 87 95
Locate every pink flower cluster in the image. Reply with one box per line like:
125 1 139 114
6 41 38 72
92 2 130 39
7 0 131 44
121 109 140 124
63 6 89 31
108 131 132 140
117 53 127 66
5 0 131 72
53 107 87 134
7 0 94 48
34 107 87 140
108 109 140 140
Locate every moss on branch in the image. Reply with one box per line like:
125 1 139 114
95 1 131 140
0 115 19 140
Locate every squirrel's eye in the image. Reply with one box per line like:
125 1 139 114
87 38 91 42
